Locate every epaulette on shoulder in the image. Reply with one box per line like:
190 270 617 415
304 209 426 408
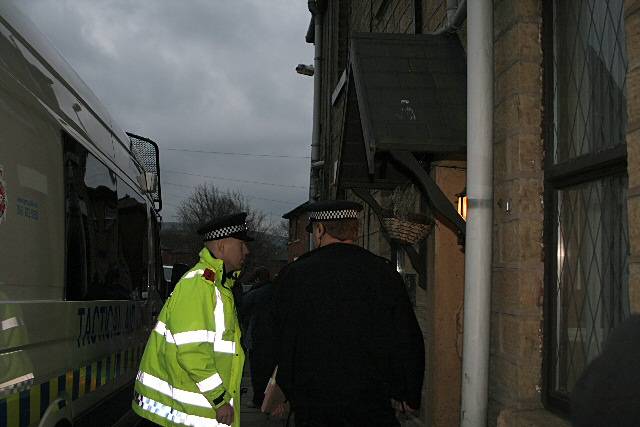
288 249 315 266
202 268 216 282
180 268 215 283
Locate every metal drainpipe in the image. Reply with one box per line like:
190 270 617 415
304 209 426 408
308 0 325 203
460 0 493 425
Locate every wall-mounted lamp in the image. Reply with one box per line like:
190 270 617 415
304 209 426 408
456 188 467 220
296 64 315 76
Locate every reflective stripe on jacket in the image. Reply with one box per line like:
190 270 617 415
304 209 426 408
132 248 245 427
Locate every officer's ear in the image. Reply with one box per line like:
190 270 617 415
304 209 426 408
209 239 225 258
314 222 326 238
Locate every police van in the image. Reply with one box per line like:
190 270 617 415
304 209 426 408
0 3 164 426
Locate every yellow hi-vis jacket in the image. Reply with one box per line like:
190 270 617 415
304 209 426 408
132 248 245 427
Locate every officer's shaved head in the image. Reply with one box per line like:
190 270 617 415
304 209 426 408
315 219 359 241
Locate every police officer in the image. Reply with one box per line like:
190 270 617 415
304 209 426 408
274 201 425 426
132 213 252 427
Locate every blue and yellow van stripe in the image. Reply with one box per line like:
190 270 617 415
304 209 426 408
0 344 144 427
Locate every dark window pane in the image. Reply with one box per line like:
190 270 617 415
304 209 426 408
553 0 628 163
118 179 148 299
64 137 121 300
546 0 630 408
552 174 629 394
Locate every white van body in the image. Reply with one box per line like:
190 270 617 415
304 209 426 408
0 3 163 426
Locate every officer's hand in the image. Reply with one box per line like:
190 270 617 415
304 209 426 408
401 401 416 413
391 399 417 416
271 401 290 418
216 403 234 426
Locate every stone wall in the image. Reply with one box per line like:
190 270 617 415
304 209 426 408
490 0 559 425
626 0 640 312
310 0 640 426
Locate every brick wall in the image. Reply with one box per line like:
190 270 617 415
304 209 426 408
286 214 310 262
626 0 640 312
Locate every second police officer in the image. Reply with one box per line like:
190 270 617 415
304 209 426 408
132 213 252 427
274 200 425 426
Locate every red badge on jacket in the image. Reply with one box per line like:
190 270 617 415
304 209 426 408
203 269 216 282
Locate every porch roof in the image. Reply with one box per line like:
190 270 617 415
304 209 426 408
349 32 467 173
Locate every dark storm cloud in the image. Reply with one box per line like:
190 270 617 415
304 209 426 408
16 0 313 221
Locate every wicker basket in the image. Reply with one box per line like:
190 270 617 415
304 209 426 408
382 216 432 245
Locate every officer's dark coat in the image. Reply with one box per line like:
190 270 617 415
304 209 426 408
273 243 425 409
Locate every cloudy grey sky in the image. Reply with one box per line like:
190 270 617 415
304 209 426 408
16 0 313 224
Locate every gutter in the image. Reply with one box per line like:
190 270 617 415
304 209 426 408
308 0 326 203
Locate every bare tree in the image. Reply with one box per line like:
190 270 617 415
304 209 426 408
171 183 286 278
178 184 269 235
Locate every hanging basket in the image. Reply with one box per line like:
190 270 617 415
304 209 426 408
382 213 433 245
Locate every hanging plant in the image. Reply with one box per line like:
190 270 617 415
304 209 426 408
382 182 433 245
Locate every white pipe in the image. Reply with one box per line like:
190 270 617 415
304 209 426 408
461 0 493 425
308 1 323 202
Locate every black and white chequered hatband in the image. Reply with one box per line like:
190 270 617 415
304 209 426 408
202 223 247 241
309 209 360 221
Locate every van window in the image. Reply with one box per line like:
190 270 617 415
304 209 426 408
64 135 148 300
117 178 148 299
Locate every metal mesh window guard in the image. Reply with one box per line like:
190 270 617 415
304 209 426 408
127 132 162 211
545 0 630 408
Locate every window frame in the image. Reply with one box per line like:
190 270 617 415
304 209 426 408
541 0 629 415
63 132 152 301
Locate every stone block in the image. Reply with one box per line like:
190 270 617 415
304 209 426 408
629 262 640 313
627 129 640 188
492 267 543 315
492 181 512 223
494 141 508 181
498 221 520 263
629 195 640 257
490 310 502 354
494 178 543 223
495 134 543 179
495 178 543 220
488 398 504 427
495 94 543 142
494 199 543 259
490 352 519 402
497 408 570 427
626 0 640 18
517 348 543 402
495 22 542 77
512 134 544 175
494 0 542 47
628 65 640 132
518 179 544 218
490 322 543 406
626 8 640 68
499 314 540 362
518 218 543 263
496 61 542 106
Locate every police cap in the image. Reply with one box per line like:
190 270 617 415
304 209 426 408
305 200 363 233
197 212 254 242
